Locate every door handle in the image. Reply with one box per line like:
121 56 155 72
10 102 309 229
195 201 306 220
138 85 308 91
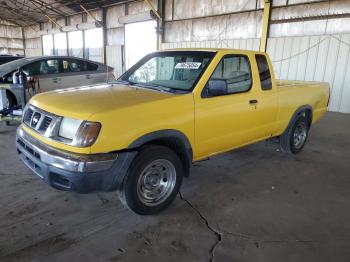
86 74 91 79
249 99 258 104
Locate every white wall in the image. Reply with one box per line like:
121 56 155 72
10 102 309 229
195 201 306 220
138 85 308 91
24 25 42 57
267 34 350 114
0 20 24 55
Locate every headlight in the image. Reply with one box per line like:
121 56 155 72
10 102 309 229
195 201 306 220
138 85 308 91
59 118 101 147
72 121 101 147
59 117 82 140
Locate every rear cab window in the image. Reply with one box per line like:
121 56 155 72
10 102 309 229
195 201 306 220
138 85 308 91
255 54 272 90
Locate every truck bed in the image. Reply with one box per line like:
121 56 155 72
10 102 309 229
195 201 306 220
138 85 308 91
274 79 329 131
276 80 328 88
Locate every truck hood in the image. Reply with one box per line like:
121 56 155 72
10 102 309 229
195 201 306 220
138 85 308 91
30 83 175 120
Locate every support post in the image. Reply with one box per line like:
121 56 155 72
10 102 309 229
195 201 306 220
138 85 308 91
260 0 272 52
22 27 26 57
157 0 165 50
102 7 108 65
65 17 69 56
144 0 163 50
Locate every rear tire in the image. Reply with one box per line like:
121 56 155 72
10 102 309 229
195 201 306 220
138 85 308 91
280 113 309 154
6 91 17 108
119 145 183 215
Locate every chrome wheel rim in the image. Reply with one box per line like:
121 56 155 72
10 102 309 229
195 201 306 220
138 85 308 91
293 122 307 149
137 159 176 206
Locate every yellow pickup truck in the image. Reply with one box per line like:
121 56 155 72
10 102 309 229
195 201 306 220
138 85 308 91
16 49 329 215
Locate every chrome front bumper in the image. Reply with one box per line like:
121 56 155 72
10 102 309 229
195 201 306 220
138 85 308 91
16 126 137 193
16 126 117 173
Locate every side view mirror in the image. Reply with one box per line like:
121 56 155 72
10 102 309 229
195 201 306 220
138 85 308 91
207 79 228 97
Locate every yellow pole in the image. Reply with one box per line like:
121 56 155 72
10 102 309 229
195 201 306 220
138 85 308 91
260 0 271 52
45 15 62 30
80 4 103 27
144 0 162 20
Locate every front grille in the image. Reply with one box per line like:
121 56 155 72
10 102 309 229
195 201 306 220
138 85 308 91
39 116 52 132
22 105 59 136
23 108 34 125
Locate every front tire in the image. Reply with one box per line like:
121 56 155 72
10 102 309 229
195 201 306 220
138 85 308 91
280 114 309 154
119 145 183 215
6 90 17 108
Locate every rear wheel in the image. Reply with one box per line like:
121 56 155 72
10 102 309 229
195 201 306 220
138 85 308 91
280 113 309 154
5 90 17 108
119 145 183 215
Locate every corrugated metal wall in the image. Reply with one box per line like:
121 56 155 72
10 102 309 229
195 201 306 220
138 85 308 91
24 25 42 57
267 34 350 113
0 19 24 55
161 38 260 50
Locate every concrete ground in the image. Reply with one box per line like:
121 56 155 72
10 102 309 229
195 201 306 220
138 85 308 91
0 112 349 262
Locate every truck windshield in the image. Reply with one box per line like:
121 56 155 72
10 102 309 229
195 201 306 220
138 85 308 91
118 51 215 92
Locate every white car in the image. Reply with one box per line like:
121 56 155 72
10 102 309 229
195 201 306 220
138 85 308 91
0 56 115 107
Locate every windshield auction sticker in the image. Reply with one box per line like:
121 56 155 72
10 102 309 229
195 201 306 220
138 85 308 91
175 62 202 70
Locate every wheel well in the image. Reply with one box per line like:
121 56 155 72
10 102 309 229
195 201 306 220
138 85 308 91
5 90 18 107
282 106 313 135
305 109 312 127
298 108 312 128
139 137 192 177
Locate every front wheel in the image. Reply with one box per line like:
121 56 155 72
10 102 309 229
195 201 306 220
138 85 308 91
119 145 183 215
280 114 310 154
6 90 17 108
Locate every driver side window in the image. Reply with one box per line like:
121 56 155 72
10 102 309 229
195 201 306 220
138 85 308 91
23 59 59 75
210 55 252 95
22 61 42 75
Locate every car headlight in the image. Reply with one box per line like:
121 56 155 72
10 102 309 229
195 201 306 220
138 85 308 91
59 118 101 147
59 117 82 140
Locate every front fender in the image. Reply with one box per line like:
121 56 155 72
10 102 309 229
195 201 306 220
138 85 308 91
127 129 193 177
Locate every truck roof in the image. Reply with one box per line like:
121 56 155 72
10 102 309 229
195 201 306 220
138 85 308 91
161 48 265 55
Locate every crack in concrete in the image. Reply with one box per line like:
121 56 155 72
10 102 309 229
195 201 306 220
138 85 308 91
179 191 223 262
178 191 350 259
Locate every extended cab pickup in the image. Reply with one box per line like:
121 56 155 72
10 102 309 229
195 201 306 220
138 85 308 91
16 49 329 215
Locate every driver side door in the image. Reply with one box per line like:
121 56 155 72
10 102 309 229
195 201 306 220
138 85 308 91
23 59 61 92
194 54 260 159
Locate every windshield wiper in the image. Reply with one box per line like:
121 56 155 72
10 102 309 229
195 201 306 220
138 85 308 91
133 83 174 93
114 79 132 85
115 80 188 94
114 80 164 91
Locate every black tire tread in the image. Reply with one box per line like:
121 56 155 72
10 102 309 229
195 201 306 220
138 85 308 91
119 144 183 215
280 113 309 154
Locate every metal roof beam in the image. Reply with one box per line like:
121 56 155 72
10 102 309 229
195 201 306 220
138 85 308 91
0 2 42 25
28 0 68 18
